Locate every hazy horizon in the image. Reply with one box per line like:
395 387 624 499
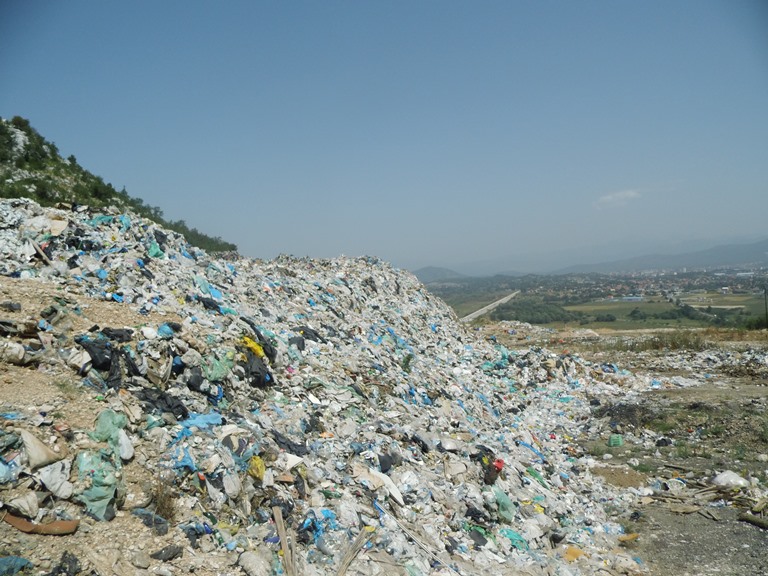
429 233 768 276
2 1 766 272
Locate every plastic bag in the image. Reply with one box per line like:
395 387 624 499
75 451 121 521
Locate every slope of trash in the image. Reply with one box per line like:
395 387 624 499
483 322 768 576
0 198 683 575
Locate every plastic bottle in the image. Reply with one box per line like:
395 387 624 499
0 459 21 483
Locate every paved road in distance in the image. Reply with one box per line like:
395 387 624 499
459 291 520 323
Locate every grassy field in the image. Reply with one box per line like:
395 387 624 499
553 292 766 331
559 299 704 330
566 299 672 315
679 291 767 316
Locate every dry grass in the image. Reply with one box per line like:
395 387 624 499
701 327 768 344
580 330 710 353
151 474 178 522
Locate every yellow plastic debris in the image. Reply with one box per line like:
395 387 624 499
248 455 266 481
242 336 266 358
618 533 640 543
563 546 587 562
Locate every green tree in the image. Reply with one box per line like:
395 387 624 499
1 116 238 254
595 313 616 322
0 121 13 163
629 307 647 320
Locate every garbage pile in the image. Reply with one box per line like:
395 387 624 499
0 198 668 575
640 347 768 380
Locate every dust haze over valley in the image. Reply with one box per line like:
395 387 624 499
1 2 766 271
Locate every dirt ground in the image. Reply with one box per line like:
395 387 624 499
0 277 228 576
587 376 768 576
617 378 768 576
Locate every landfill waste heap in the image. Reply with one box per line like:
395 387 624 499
0 197 652 576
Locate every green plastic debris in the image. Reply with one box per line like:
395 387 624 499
148 241 165 258
203 353 234 381
194 275 212 295
494 487 516 523
76 451 122 521
145 414 164 430
526 466 548 488
405 565 425 576
86 215 114 227
608 434 624 447
500 528 529 550
302 377 327 390
90 409 128 455
464 522 497 544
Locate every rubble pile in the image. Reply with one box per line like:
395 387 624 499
0 197 713 575
640 348 768 380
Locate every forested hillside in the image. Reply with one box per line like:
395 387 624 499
0 116 237 253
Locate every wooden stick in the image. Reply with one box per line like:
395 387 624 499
31 239 53 266
377 502 462 576
738 513 768 530
697 509 720 521
272 506 295 576
336 525 375 576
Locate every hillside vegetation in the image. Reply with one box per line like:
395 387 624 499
0 116 236 253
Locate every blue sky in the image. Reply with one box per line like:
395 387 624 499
1 1 766 273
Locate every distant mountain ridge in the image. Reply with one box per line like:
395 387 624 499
416 238 768 280
411 266 467 283
0 116 237 253
554 238 768 274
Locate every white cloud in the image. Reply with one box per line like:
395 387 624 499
594 189 641 209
